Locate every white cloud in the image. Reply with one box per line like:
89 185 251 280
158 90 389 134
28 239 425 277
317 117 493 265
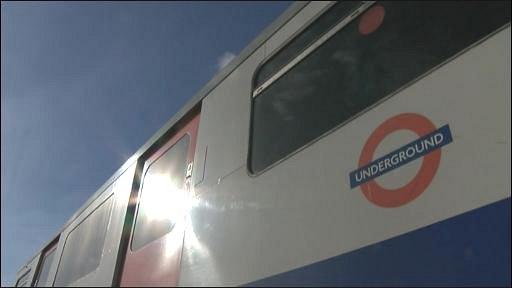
217 51 236 70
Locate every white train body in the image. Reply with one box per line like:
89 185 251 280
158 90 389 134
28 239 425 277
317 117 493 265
15 1 511 286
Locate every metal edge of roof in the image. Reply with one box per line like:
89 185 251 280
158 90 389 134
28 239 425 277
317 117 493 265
17 1 310 272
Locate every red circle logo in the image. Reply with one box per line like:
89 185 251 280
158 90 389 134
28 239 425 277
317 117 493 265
358 113 441 207
358 4 385 35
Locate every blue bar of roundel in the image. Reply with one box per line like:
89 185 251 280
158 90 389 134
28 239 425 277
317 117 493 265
349 124 453 188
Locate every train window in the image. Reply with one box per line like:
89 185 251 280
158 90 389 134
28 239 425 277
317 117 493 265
249 1 511 173
33 247 57 287
15 270 31 287
131 135 190 251
54 196 114 286
254 1 360 88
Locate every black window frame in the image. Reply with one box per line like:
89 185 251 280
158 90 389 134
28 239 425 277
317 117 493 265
248 1 368 176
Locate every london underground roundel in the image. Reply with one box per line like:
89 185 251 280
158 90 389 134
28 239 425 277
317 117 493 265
349 113 453 208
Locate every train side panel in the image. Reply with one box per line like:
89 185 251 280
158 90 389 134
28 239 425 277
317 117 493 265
180 2 511 285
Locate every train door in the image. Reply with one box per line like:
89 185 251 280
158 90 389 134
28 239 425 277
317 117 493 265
120 112 200 286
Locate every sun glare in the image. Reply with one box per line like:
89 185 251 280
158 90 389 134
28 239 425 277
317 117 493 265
141 173 189 223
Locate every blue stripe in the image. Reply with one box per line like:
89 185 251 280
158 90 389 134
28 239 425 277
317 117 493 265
349 124 453 188
246 198 511 286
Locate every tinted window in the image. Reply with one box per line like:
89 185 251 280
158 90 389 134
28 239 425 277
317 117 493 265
54 196 114 286
34 248 56 287
255 1 360 87
15 270 31 287
131 135 190 251
250 1 510 173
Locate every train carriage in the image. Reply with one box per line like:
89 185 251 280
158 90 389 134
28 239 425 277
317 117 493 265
15 1 511 286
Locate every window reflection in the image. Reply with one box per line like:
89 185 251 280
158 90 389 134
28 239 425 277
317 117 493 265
131 135 190 251
54 195 114 286
250 1 511 173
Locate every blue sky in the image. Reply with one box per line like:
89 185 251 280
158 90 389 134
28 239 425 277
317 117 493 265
1 2 290 285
